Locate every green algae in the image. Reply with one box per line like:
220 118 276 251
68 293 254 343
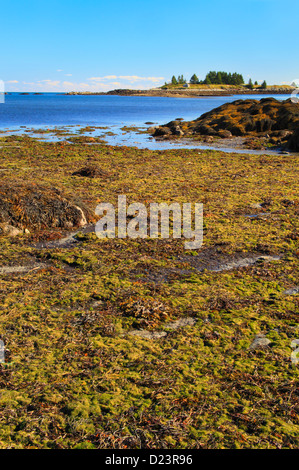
0 136 298 449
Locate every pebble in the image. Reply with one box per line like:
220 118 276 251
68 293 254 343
249 334 271 350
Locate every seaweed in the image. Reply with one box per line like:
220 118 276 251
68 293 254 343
0 136 298 449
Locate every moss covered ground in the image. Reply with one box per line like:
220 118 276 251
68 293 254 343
0 136 298 448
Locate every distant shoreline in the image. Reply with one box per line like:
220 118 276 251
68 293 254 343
65 86 295 98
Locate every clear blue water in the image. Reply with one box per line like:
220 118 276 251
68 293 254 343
0 93 292 153
0 93 291 128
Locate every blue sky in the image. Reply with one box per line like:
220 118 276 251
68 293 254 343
1 0 298 92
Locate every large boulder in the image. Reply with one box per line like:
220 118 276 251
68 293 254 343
153 98 299 142
287 128 299 151
217 130 233 139
193 124 217 136
0 181 95 232
172 126 184 136
153 126 172 137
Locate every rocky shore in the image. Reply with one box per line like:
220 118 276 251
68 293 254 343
149 98 299 151
65 86 295 98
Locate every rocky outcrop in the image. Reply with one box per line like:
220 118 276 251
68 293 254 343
153 126 172 137
65 86 296 98
0 182 95 233
150 98 299 150
287 128 299 151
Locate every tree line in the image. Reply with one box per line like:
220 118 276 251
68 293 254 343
167 72 267 88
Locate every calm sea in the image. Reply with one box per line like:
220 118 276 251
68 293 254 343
0 92 292 151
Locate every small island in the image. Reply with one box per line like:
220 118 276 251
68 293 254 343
65 70 296 97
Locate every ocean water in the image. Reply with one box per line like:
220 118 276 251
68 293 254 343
0 92 292 128
0 92 292 152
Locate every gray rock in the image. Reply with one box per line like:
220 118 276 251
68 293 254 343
0 224 23 237
128 329 167 340
249 334 271 350
283 287 299 296
211 255 280 273
165 317 196 330
244 213 271 219
0 264 46 275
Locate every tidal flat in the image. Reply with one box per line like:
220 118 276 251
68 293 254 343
0 136 298 449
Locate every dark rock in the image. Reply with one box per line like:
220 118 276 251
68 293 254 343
287 128 299 151
269 137 280 145
156 98 299 143
153 127 172 137
194 124 217 136
72 166 108 178
281 199 294 206
166 120 181 128
255 118 275 133
147 126 158 134
172 126 184 136
272 129 293 140
217 130 233 139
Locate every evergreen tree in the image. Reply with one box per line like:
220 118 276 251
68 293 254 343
171 75 178 85
216 71 223 84
261 80 267 89
238 74 245 85
231 73 237 85
203 71 244 85
177 75 187 84
248 78 254 89
206 71 217 84
190 74 199 84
